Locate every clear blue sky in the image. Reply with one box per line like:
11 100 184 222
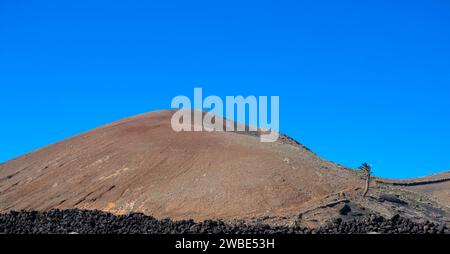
1 0 449 178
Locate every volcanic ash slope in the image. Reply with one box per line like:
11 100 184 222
0 110 448 227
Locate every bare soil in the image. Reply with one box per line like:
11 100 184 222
1 110 449 227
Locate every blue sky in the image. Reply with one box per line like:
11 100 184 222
1 0 449 178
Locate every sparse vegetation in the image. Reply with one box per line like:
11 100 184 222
359 163 372 198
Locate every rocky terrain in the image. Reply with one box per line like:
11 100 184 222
0 110 449 233
0 209 448 234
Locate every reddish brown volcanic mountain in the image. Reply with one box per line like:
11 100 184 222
1 110 449 227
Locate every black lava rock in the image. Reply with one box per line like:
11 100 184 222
339 204 352 215
0 209 448 234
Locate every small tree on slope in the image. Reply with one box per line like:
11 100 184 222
359 163 372 198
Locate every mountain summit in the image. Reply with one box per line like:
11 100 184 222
1 110 448 227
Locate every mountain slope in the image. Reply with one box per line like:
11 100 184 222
0 110 448 227
0 110 361 223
